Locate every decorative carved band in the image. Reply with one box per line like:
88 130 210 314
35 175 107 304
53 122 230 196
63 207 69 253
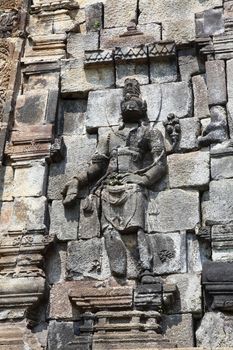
0 0 21 9
0 40 13 122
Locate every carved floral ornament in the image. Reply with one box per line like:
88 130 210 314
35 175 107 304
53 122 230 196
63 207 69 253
0 0 21 10
0 40 13 121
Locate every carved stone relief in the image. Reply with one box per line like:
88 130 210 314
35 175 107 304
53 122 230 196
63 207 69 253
0 40 13 121
62 78 167 282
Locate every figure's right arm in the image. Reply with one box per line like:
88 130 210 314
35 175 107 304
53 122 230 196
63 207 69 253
62 134 110 206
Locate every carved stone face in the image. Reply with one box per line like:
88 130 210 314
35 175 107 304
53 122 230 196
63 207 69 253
121 78 147 122
123 78 141 98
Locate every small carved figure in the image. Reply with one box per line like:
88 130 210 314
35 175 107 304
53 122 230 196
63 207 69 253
163 113 181 151
62 78 167 282
198 106 228 147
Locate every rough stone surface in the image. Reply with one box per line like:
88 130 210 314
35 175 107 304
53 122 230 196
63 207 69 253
211 155 233 180
187 233 210 273
45 243 67 284
149 232 187 275
9 197 47 231
86 82 192 130
202 179 233 225
179 117 201 151
139 0 222 43
196 312 233 348
192 75 210 120
0 202 13 231
162 313 194 347
206 60 227 106
147 189 200 233
104 0 137 28
49 281 85 320
62 99 87 136
61 59 115 97
100 23 161 49
50 200 79 241
47 320 79 350
66 238 111 280
67 32 99 59
13 162 47 197
164 273 202 314
150 57 178 84
196 8 224 37
178 48 204 82
168 151 210 189
116 62 149 87
0 166 14 201
48 134 97 200
227 59 233 137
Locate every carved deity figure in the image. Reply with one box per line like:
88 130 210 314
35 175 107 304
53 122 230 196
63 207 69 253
62 78 167 282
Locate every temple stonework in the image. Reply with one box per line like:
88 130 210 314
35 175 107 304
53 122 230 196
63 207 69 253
1 0 233 349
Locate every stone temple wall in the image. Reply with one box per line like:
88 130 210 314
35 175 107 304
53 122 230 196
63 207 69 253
1 0 233 349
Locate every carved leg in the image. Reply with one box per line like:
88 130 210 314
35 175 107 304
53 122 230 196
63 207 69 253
104 226 127 278
137 229 153 272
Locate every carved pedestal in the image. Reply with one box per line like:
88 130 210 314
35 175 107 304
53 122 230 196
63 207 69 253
203 261 233 311
69 283 177 350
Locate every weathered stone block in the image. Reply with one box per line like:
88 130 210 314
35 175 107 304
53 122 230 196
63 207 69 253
100 24 161 49
178 48 204 81
211 155 233 180
164 273 202 313
0 166 14 201
86 82 192 130
67 32 99 59
187 233 210 273
85 2 103 32
179 117 201 151
104 0 137 28
10 197 47 231
147 189 200 233
227 59 233 137
151 82 192 121
212 224 233 262
162 313 194 347
47 320 79 350
139 0 222 43
67 238 111 280
62 99 87 136
206 60 227 106
192 75 210 120
13 162 47 197
15 90 48 125
48 134 97 200
168 151 210 189
116 62 149 87
149 232 187 275
196 8 224 37
49 281 86 320
50 200 79 241
45 243 67 284
79 196 101 239
196 312 233 348
0 202 13 231
86 89 122 131
150 57 177 84
202 179 233 225
61 59 115 97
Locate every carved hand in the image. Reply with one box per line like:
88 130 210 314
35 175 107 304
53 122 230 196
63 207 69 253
117 173 146 186
61 178 79 207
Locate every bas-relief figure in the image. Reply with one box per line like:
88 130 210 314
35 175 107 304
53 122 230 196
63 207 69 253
62 78 167 282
